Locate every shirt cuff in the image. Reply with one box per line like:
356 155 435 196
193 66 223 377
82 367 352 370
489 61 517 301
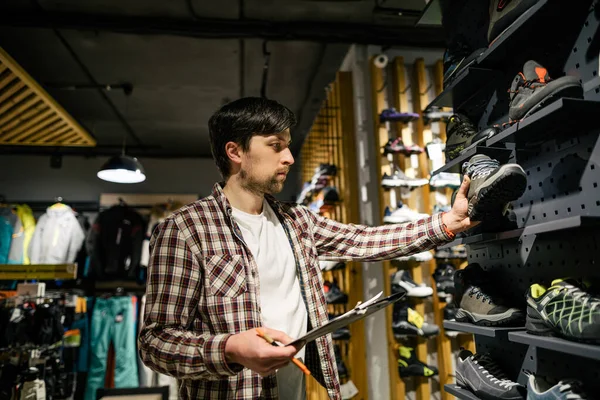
429 213 455 244
203 333 244 376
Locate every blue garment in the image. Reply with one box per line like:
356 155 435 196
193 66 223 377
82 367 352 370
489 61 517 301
85 296 139 400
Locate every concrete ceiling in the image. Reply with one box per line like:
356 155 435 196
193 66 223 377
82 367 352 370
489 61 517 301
0 0 443 158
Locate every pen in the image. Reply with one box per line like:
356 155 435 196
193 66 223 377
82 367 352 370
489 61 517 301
255 328 311 376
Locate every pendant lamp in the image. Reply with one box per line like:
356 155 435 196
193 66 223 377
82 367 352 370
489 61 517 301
96 85 146 184
97 153 146 183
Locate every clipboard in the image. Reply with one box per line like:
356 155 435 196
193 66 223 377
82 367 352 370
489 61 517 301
287 290 406 349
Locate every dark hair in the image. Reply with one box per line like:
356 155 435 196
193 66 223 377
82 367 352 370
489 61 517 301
208 97 297 178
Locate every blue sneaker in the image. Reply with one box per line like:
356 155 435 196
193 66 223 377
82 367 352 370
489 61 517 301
379 108 419 123
527 375 588 399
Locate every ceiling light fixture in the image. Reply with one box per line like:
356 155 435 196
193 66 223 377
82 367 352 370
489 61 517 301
97 85 146 184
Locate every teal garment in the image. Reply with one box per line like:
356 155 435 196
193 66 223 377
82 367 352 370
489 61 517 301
85 296 139 400
0 208 17 264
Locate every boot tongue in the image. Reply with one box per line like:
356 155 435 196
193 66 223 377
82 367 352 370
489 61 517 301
523 60 550 83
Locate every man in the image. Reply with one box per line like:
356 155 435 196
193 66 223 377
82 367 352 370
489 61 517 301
139 97 475 399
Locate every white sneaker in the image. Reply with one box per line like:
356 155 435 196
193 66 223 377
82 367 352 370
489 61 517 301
394 251 434 262
319 260 346 271
392 270 434 298
382 169 428 188
429 172 461 189
383 204 429 224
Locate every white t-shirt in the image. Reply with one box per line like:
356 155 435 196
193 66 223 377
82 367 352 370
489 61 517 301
231 200 308 400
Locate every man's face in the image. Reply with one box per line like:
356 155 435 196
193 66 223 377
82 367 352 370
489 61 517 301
238 130 294 195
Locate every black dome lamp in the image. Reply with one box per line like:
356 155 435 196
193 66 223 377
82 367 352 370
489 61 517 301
97 84 146 184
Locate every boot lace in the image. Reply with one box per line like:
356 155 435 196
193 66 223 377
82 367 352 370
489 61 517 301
462 158 499 180
468 286 494 304
472 353 519 389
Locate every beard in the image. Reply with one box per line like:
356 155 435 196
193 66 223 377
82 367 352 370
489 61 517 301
240 168 285 195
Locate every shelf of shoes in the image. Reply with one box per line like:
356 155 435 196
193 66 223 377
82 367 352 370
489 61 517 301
486 98 600 148
443 384 482 400
443 321 524 338
299 73 366 400
508 331 600 361
424 67 499 112
431 145 512 175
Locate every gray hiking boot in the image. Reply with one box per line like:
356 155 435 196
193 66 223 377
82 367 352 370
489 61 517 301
456 284 524 326
462 155 527 221
456 350 526 400
509 60 583 122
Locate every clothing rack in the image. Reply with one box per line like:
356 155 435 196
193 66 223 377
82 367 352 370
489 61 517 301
3 200 159 213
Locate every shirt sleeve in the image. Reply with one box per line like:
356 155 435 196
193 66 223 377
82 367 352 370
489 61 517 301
138 217 243 380
308 210 453 261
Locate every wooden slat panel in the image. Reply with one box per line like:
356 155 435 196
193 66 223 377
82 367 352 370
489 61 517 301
0 108 55 140
0 73 17 92
0 99 45 130
8 116 63 143
0 81 27 106
0 64 8 76
48 130 78 144
18 123 69 144
0 47 95 147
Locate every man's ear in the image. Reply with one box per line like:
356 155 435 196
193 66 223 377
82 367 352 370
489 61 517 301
225 141 242 166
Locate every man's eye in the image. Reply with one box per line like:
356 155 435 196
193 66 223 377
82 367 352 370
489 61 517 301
272 143 281 150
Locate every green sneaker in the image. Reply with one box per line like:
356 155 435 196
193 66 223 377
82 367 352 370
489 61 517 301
526 279 600 343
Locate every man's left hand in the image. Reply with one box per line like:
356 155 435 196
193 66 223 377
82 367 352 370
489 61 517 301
442 176 480 235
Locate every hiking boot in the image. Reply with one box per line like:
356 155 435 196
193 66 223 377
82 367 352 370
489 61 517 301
334 345 348 379
456 350 526 400
445 114 499 161
454 264 524 326
392 301 440 337
432 263 456 298
429 172 462 189
391 269 433 298
397 345 438 378
526 279 600 343
509 60 583 122
324 281 348 305
462 155 527 221
488 0 541 44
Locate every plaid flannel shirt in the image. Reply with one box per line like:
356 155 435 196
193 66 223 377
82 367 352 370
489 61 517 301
139 183 453 399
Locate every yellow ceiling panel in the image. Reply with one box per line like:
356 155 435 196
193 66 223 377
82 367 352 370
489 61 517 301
0 47 96 147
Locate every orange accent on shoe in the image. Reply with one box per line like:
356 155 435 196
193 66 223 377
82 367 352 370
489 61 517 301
535 67 547 83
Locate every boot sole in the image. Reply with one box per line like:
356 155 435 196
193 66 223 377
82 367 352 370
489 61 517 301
468 164 527 221
455 308 524 327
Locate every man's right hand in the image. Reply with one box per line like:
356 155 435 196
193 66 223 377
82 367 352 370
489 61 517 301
224 327 299 377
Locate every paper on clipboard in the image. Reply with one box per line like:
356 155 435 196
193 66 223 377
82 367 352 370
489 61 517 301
287 290 406 349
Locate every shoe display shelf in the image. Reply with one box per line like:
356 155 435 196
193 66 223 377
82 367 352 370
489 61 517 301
508 331 600 361
424 0 593 114
438 215 600 250
431 145 511 175
443 321 524 338
443 384 482 400
486 98 600 148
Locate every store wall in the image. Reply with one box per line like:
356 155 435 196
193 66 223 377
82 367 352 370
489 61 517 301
0 155 221 202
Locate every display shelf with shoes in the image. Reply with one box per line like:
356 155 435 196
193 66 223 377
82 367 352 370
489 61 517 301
508 331 600 361
431 145 511 175
424 67 499 111
436 228 524 250
443 321 524 338
486 98 600 148
443 384 482 400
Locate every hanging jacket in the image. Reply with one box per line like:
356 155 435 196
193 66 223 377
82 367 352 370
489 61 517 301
0 207 17 264
8 205 36 264
87 205 145 280
28 205 85 264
